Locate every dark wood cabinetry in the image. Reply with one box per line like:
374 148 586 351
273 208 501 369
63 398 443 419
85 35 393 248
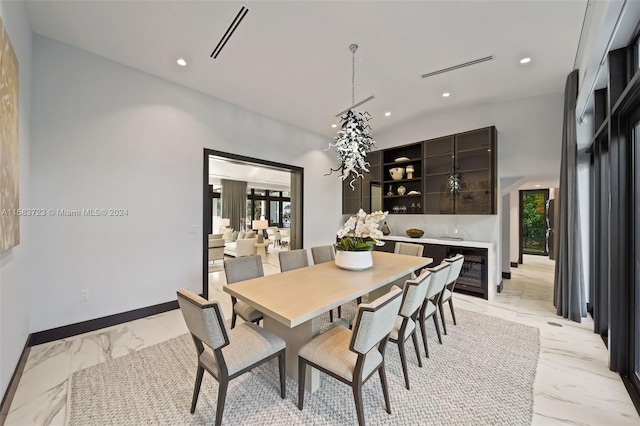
341 126 497 215
375 240 489 299
341 151 380 214
382 143 423 214
423 127 497 215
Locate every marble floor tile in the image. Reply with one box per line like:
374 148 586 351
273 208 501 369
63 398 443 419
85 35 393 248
4 253 639 426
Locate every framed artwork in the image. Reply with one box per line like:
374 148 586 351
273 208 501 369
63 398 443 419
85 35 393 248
0 16 20 252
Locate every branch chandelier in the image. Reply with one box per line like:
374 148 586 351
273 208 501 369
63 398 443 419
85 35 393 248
326 44 375 190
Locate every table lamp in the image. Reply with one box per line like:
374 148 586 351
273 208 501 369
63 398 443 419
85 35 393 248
219 218 231 230
252 219 269 243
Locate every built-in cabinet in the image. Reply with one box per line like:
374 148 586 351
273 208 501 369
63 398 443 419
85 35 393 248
375 240 489 299
341 126 497 215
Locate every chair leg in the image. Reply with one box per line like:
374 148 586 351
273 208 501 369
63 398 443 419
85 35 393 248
231 312 237 329
329 310 334 323
352 383 366 426
439 300 448 335
411 330 423 367
433 314 442 344
379 364 392 415
449 298 457 325
215 377 228 426
398 340 410 390
418 304 429 358
298 357 306 410
278 351 286 399
190 366 204 413
356 297 362 305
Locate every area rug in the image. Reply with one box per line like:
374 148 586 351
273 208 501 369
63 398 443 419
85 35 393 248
67 308 539 425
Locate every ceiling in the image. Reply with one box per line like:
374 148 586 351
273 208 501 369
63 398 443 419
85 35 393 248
25 1 587 138
208 156 290 191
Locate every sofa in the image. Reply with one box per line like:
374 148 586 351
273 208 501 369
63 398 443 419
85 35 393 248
208 235 225 264
224 237 258 257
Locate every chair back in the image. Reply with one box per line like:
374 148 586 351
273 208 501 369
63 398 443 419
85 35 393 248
279 249 309 272
444 254 465 285
425 262 450 299
224 255 264 284
177 289 229 350
311 245 335 264
399 270 432 318
394 242 424 257
350 286 403 354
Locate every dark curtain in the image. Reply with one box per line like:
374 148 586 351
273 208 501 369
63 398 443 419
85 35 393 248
553 69 586 322
290 171 302 249
221 179 247 231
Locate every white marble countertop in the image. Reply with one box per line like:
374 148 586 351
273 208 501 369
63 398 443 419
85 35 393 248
381 235 496 249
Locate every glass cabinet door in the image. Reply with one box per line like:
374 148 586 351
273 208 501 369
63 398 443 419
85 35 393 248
454 128 495 214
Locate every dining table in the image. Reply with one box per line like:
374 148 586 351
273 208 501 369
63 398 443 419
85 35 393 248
223 250 433 392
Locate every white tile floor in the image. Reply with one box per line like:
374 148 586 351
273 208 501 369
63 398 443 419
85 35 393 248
4 253 639 425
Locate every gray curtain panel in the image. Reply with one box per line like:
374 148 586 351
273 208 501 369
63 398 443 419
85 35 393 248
221 179 247 232
553 69 586 322
290 171 302 249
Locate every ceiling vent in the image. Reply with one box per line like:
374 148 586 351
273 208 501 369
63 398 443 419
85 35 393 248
335 95 375 117
420 55 494 79
210 5 249 59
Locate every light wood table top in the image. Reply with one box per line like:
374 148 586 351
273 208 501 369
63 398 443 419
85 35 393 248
224 251 433 328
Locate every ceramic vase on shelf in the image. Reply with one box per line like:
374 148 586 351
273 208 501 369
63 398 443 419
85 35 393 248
405 165 414 179
335 250 373 271
397 185 406 195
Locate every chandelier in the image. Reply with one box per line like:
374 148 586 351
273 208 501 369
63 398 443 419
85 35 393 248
326 44 375 190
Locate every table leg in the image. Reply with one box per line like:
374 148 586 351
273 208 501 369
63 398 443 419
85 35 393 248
256 245 267 262
263 316 320 393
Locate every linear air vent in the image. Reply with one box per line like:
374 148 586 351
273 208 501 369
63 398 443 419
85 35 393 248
420 55 494 79
210 6 249 59
335 95 375 117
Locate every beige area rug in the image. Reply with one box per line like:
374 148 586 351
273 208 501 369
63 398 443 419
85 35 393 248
68 308 539 425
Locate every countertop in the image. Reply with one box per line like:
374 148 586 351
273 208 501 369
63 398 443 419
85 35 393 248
381 235 496 249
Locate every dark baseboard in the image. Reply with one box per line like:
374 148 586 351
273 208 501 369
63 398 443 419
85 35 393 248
621 375 640 417
0 337 31 425
30 300 179 346
510 262 518 268
502 272 511 279
497 280 504 293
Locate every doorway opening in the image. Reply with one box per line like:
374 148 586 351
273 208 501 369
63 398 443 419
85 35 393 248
519 189 549 261
202 149 303 298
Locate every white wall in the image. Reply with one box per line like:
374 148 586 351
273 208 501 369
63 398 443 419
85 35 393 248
0 0 32 397
374 93 564 291
29 35 339 332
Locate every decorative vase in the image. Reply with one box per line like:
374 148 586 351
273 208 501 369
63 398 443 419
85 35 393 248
389 167 405 180
335 250 373 271
397 185 406 195
381 222 391 235
405 165 414 179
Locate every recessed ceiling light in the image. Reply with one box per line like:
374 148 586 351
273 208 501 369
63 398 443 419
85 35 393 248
331 124 337 128
385 112 391 117
442 92 450 97
534 184 541 187
520 57 531 64
177 58 187 66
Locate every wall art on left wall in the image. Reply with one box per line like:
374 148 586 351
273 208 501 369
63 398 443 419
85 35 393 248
0 16 20 252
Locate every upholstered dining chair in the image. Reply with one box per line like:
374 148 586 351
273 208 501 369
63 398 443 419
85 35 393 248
278 249 309 272
417 262 450 358
394 242 424 278
310 245 342 322
388 269 432 390
224 255 264 329
439 254 465 335
176 289 286 426
298 286 403 426
394 242 424 257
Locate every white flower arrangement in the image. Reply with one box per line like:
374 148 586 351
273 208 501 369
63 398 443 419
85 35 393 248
336 209 388 251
